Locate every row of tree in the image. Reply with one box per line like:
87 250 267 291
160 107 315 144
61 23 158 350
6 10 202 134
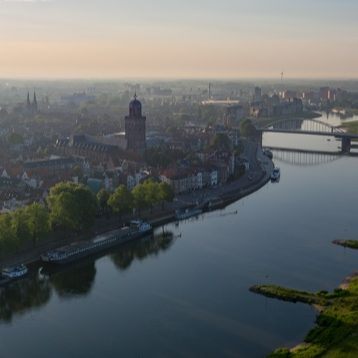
101 180 174 216
0 203 50 256
0 180 174 258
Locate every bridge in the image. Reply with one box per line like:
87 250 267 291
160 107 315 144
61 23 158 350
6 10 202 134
257 118 358 153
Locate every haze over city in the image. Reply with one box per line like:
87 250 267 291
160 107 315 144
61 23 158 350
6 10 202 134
1 1 358 357
1 0 358 79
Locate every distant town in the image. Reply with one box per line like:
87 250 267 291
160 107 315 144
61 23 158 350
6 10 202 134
0 80 357 213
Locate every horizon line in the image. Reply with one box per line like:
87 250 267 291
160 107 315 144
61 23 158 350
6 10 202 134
1 76 358 82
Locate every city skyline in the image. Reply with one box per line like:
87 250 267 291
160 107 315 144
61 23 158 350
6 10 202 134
1 0 357 79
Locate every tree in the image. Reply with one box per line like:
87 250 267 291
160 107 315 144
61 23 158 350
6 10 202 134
108 185 133 216
132 184 149 214
47 182 98 231
0 214 17 257
159 182 174 202
48 190 78 229
240 119 257 138
144 180 163 212
210 133 232 151
97 189 110 215
0 205 50 255
25 203 50 247
158 182 174 210
11 208 31 250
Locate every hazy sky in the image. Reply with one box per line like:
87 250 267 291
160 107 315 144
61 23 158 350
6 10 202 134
0 0 357 79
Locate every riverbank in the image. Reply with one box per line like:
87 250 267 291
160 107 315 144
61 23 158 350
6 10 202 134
251 274 358 357
249 285 329 306
0 143 274 269
340 120 358 135
333 239 358 250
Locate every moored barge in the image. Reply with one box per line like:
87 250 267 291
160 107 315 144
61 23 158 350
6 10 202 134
41 220 153 264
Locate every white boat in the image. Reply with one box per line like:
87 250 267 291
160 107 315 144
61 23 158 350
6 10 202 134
1 264 28 279
41 220 153 264
129 219 152 232
271 167 280 181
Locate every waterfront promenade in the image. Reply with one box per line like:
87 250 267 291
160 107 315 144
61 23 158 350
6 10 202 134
175 140 273 208
0 142 274 268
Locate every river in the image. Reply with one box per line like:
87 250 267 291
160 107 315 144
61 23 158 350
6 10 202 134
0 126 358 357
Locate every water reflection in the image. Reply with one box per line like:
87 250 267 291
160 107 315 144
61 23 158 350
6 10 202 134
111 230 177 270
1 153 358 357
318 111 358 126
0 273 51 323
0 230 177 323
49 261 97 298
263 131 341 152
271 149 340 167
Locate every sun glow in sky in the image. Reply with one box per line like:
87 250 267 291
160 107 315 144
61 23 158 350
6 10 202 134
0 0 357 79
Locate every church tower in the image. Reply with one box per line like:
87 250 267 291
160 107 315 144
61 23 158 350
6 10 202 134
125 94 146 154
27 92 31 109
25 91 38 114
33 92 38 112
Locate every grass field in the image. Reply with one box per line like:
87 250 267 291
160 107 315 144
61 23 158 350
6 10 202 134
252 275 358 357
341 120 358 135
333 240 358 250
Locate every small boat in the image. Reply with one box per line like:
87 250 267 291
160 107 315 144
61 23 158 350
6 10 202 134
1 264 28 283
271 167 280 181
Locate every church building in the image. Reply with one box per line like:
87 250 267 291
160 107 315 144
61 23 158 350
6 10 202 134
124 94 146 154
26 91 38 115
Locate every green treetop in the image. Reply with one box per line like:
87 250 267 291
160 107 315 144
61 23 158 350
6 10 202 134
47 182 98 231
108 185 133 216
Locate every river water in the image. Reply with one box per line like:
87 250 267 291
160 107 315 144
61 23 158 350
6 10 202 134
1 121 358 357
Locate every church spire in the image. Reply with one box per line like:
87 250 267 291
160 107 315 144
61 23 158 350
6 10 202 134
33 91 38 112
27 92 31 108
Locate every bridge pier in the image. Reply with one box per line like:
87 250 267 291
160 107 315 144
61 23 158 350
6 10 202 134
341 137 351 153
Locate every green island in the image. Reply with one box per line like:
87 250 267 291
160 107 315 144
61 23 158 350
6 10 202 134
333 240 358 250
251 274 358 357
249 285 332 306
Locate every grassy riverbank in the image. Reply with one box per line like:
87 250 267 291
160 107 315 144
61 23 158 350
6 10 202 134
340 120 358 135
333 239 358 250
251 275 358 357
249 285 329 306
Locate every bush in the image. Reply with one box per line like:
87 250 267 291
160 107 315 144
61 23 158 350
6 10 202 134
268 347 290 357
